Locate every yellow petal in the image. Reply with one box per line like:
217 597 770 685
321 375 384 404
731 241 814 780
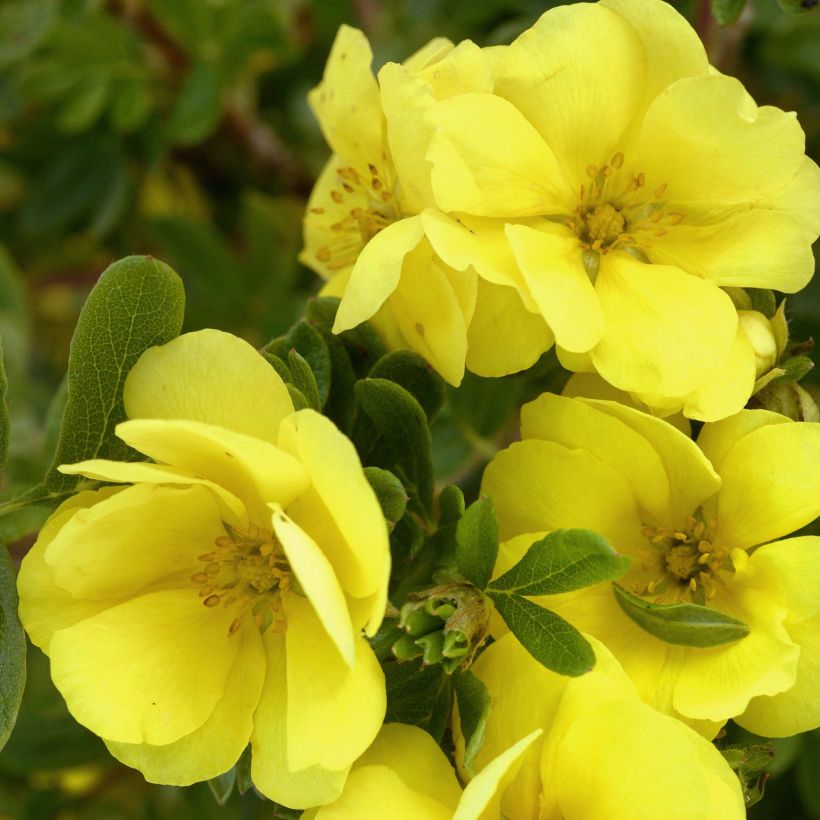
105 617 266 784
17 487 126 652
454 730 542 820
738 612 820 738
635 74 805 207
562 372 692 435
520 393 671 523
285 595 385 772
482 439 644 562
333 215 425 332
769 155 820 236
277 409 389 632
696 408 791 473
591 252 737 397
251 630 348 808
402 37 454 73
390 239 472 386
378 63 438 213
672 550 798 722
58 458 247 523
271 505 355 667
115 418 309 522
44 483 224 600
601 0 708 108
314 765 452 820
583 399 722 528
348 724 462 809
426 92 570 217
494 3 644 185
48 588 241 745
307 25 383 167
415 38 492 99
553 698 743 820
124 329 293 443
647 208 815 294
466 279 554 377
679 323 756 422
714 421 820 550
506 223 605 353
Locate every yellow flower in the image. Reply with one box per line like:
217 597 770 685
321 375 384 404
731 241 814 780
17 330 391 809
466 633 744 820
425 0 820 418
302 723 540 820
482 394 820 735
301 26 552 384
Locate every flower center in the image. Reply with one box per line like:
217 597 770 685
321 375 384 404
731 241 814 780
312 163 401 272
635 514 730 604
565 151 683 262
192 523 291 635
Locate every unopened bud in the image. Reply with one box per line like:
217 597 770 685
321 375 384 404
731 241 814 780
738 310 778 377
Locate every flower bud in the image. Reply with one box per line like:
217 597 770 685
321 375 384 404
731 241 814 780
738 310 778 377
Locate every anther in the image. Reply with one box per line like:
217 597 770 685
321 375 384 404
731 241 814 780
330 190 343 203
191 572 209 583
204 595 221 607
653 183 667 198
611 152 624 169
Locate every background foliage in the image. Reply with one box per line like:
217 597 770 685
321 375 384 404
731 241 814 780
0 0 818 817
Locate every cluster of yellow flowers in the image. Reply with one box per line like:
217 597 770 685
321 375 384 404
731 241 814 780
15 0 820 817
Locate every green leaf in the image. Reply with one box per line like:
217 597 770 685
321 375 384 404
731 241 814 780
263 352 291 384
453 669 491 777
287 348 321 411
747 288 777 318
289 321 331 408
455 497 499 590
488 591 594 676
0 337 8 473
286 383 309 411
364 466 407 529
369 350 445 421
3 256 184 511
354 378 434 516
612 583 750 647
0 544 25 750
711 0 747 25
168 61 223 145
773 355 814 385
489 529 629 596
383 659 452 743
207 767 236 806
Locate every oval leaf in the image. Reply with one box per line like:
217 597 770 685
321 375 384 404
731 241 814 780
612 583 750 647
455 497 499 590
0 544 25 750
488 529 630 596
0 337 8 473
453 669 491 777
488 591 594 677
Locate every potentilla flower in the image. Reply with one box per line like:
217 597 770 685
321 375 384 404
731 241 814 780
424 0 820 418
302 723 540 819
466 633 744 819
482 394 820 735
17 330 390 810
300 26 552 384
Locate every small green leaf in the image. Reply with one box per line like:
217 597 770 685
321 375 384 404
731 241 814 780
0 337 8 473
453 669 491 776
364 466 407 529
263 352 291 384
369 350 445 421
489 529 629 597
207 767 236 806
487 591 594 676
168 61 223 145
773 355 814 385
711 0 747 25
286 383 309 411
455 497 499 590
354 378 434 515
0 544 25 750
289 321 331 408
612 583 750 647
287 348 321 410
384 659 452 743
235 746 253 795
3 256 184 512
747 288 776 318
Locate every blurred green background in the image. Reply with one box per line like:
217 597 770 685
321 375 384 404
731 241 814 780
0 0 818 817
